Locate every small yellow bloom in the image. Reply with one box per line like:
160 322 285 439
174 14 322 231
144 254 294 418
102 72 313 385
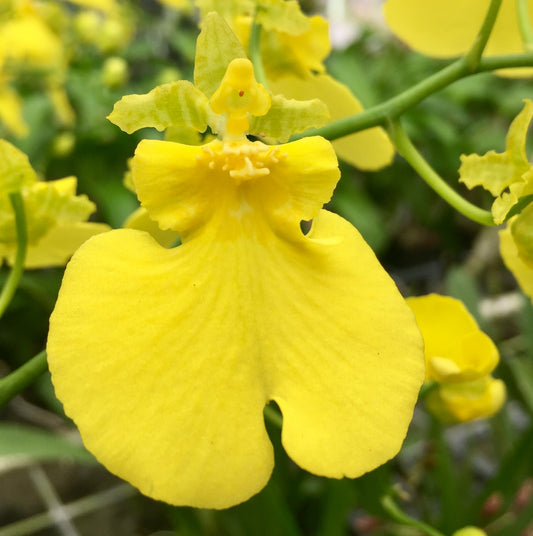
0 140 109 268
47 36 425 508
383 0 533 77
407 294 505 423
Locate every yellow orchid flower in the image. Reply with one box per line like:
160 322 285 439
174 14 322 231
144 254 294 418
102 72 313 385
197 0 394 170
459 100 533 300
0 140 109 268
407 294 505 423
383 0 533 77
47 18 425 509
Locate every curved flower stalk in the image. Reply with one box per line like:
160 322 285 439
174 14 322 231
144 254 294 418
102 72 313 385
459 100 533 300
47 15 425 510
196 0 395 170
383 0 533 77
407 294 505 423
0 140 109 267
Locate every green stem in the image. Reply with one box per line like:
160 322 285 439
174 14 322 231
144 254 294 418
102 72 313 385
0 350 48 410
390 120 495 226
516 0 533 52
464 0 503 70
290 52 533 142
418 381 438 399
264 404 283 429
381 495 446 536
249 14 268 90
0 192 27 320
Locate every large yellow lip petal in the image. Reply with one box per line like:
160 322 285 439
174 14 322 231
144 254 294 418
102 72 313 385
383 0 533 77
47 207 424 507
384 0 532 57
270 74 394 171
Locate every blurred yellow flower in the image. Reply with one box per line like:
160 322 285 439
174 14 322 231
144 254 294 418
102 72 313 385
383 0 533 77
0 0 75 134
47 49 425 508
0 140 109 267
407 294 505 423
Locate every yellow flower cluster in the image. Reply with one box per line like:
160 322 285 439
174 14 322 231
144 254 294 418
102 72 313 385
407 294 505 423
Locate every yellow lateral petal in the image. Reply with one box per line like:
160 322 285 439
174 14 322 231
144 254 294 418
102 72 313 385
47 208 424 507
500 223 533 301
407 294 480 378
20 221 110 268
270 74 394 171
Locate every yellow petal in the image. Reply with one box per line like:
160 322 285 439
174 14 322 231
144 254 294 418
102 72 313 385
21 221 110 268
132 136 341 239
383 0 533 77
500 223 533 300
407 294 498 382
261 15 330 78
0 139 37 197
270 74 394 171
47 208 424 508
0 84 29 138
428 376 506 423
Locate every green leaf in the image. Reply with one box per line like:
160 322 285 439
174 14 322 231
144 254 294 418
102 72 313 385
250 94 329 142
0 140 38 198
108 81 209 134
0 423 95 472
194 12 247 98
508 356 533 414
